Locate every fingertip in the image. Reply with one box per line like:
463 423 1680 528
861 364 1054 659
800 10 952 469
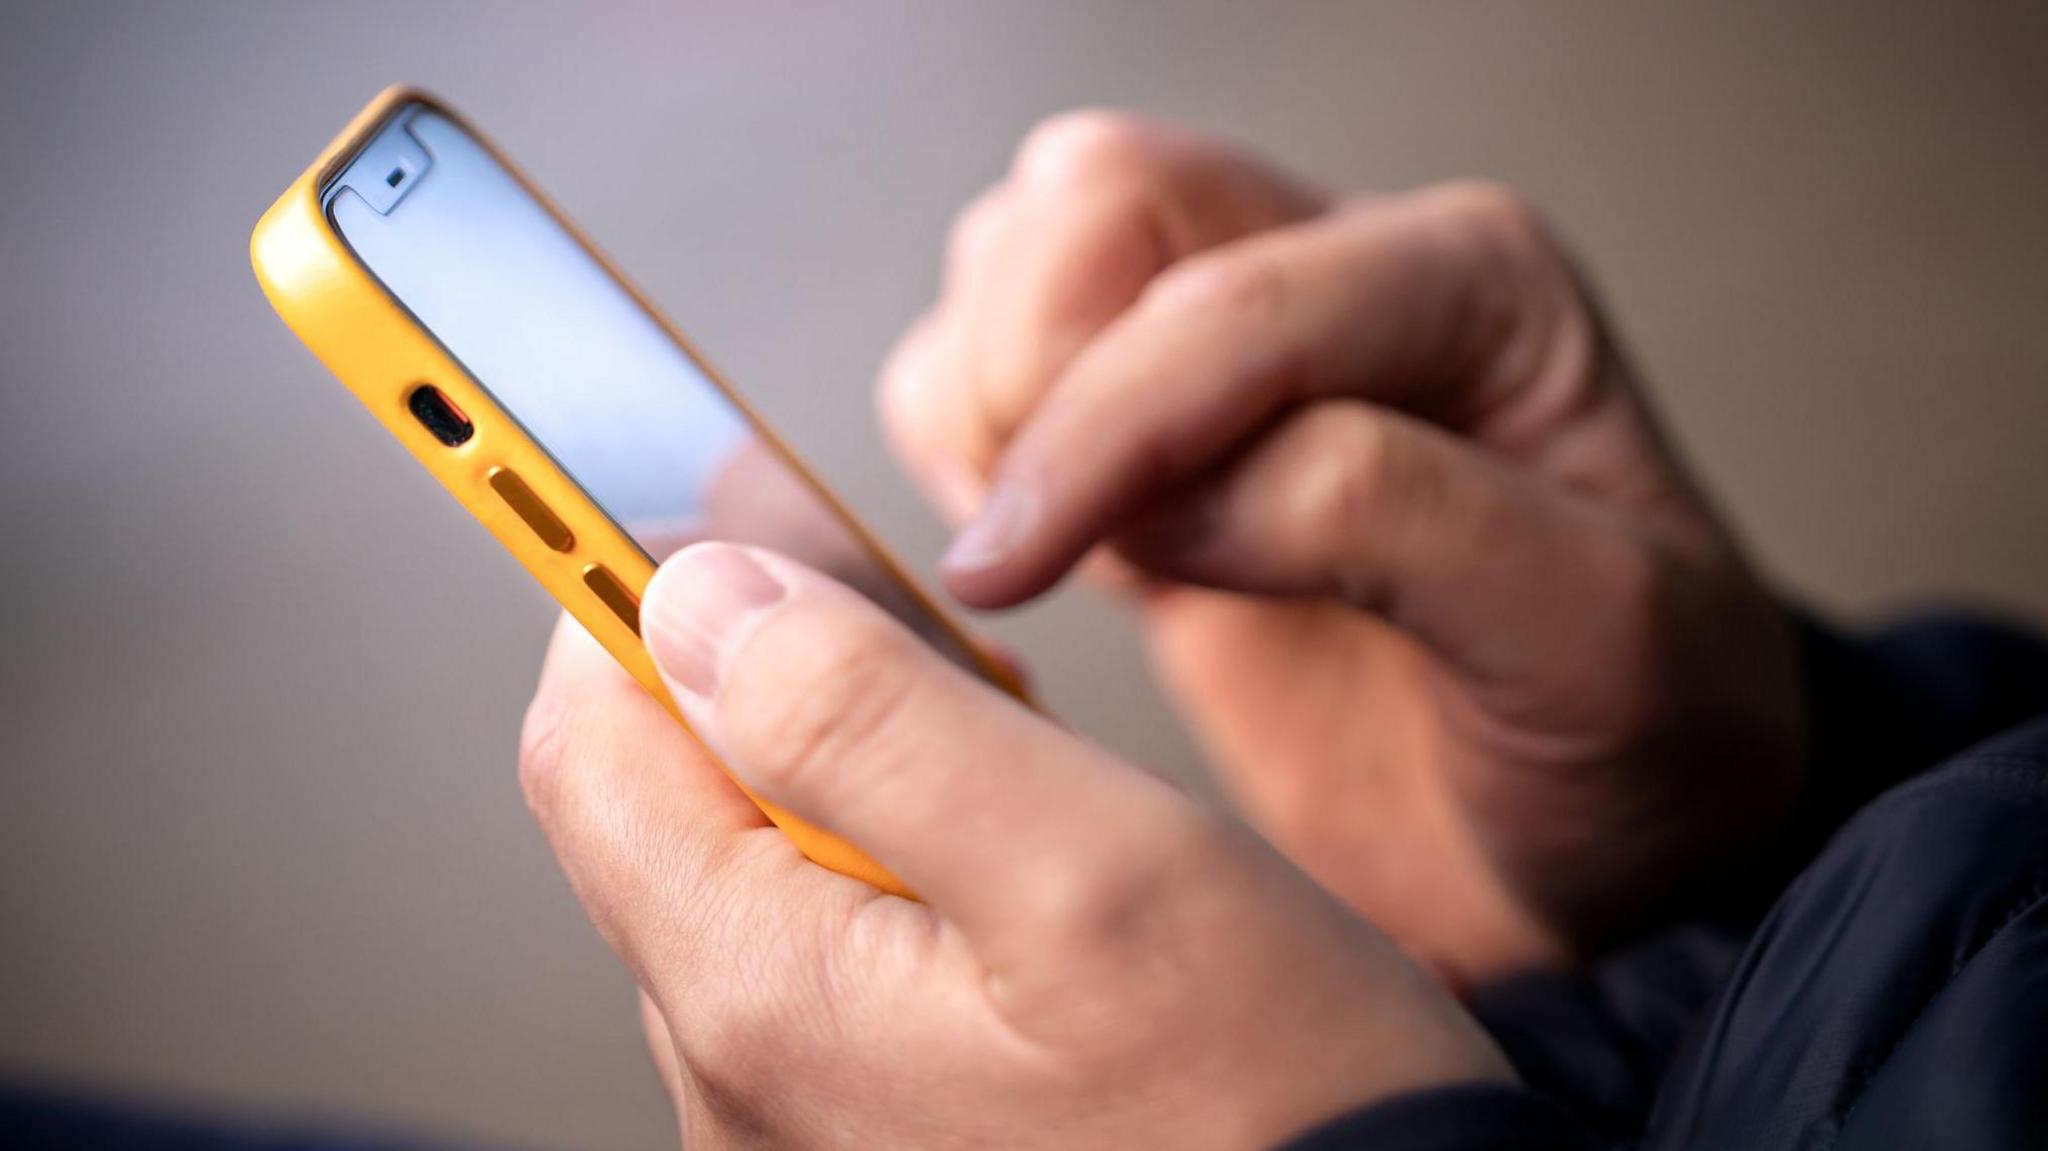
939 546 1038 613
641 543 791 714
939 551 1072 611
939 563 1027 611
939 481 1036 567
938 472 1112 609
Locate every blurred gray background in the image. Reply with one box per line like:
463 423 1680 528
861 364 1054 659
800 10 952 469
2 2 2044 1147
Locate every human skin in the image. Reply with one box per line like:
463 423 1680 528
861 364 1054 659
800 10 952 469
519 110 1814 1144
521 544 1511 1148
636 435 1002 675
878 111 1807 983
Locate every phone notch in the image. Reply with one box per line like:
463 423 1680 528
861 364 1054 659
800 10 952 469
331 113 433 215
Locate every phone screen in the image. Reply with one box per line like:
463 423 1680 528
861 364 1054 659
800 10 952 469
326 104 983 672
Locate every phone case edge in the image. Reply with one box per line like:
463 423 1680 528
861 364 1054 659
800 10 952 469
248 84 1004 897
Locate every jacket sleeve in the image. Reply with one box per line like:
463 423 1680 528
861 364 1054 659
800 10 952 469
1280 608 2048 1151
1643 715 2048 1149
1784 607 2048 866
1277 1083 1599 1151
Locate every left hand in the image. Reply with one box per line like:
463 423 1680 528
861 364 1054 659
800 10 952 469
879 112 1806 983
520 542 1510 1149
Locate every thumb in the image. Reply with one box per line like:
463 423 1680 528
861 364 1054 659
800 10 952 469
639 542 1193 965
1116 401 1650 688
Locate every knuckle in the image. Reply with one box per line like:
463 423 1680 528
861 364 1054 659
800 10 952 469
684 991 780 1093
718 609 921 801
1283 409 1443 610
1148 247 1292 329
681 1025 776 1131
1291 408 1397 544
1020 812 1213 953
1014 108 1161 186
669 895 855 1136
1430 179 1550 253
1413 181 1599 423
944 185 1012 275
875 312 943 438
1019 854 1154 953
517 690 572 827
676 958 823 1132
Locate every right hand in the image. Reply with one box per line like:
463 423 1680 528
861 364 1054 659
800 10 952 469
523 544 1510 1149
879 112 1807 983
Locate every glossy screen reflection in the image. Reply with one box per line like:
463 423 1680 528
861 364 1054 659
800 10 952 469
329 105 981 672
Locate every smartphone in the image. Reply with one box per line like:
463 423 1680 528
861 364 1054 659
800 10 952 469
252 87 1015 897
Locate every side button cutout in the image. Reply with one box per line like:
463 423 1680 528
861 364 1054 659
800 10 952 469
488 467 574 552
582 564 641 636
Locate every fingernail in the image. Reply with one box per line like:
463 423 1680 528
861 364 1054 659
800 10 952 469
941 481 1037 573
642 544 787 704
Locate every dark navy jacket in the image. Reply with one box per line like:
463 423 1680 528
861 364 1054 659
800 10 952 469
1290 612 2048 1150
7 613 2048 1149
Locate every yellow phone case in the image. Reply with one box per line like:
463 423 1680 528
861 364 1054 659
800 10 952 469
252 86 1010 898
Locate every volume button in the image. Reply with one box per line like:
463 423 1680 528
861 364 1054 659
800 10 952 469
581 564 641 636
488 467 575 552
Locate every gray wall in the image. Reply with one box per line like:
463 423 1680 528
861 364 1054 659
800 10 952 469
3 3 2044 1148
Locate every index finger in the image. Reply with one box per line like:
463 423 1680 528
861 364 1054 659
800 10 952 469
881 112 1323 519
521 614 771 988
939 184 1594 608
